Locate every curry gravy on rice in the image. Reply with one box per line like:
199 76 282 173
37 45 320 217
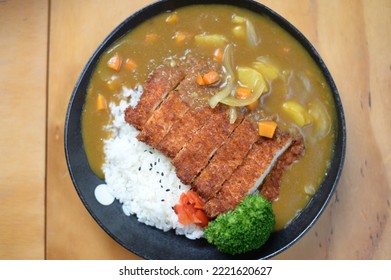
82 5 336 230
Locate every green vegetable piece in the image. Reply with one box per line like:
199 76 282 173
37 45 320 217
204 194 275 255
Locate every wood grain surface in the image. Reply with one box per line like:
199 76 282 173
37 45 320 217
1 0 390 260
0 0 47 259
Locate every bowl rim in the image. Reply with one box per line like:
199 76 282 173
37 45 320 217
65 0 346 259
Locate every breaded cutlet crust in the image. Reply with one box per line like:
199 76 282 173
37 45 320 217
124 65 185 130
172 108 244 186
157 106 214 159
130 57 220 148
203 130 294 218
136 92 190 147
260 134 305 201
192 116 260 201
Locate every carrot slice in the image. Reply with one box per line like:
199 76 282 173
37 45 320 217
236 87 252 99
107 53 122 71
213 48 223 61
124 58 137 72
174 31 189 45
202 70 220 85
196 73 205 85
96 94 107 111
258 120 278 138
165 13 178 24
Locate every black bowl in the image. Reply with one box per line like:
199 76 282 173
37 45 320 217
65 0 346 259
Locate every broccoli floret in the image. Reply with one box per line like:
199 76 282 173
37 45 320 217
204 194 275 255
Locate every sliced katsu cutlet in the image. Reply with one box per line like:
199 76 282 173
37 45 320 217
124 65 185 130
137 58 220 151
260 134 305 201
203 130 294 218
156 105 214 159
192 116 260 201
136 91 190 147
172 107 244 186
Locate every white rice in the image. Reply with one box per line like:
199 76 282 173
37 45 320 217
100 86 204 239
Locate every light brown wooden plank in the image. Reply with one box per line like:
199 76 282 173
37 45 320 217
0 0 48 259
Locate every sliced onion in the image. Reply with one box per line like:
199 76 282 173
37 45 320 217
228 106 238 124
208 44 235 108
222 44 235 78
208 77 234 108
308 100 331 139
246 19 259 47
220 81 266 107
297 71 311 92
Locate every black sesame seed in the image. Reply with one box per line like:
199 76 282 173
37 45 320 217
161 172 164 176
161 199 165 202
138 167 141 171
166 189 170 192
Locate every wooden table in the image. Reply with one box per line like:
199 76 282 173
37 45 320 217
1 0 390 260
